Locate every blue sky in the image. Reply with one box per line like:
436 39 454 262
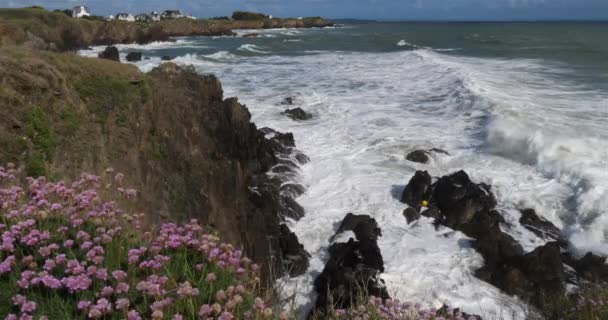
1 0 607 20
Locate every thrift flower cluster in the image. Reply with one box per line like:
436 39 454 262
0 165 274 320
331 297 480 320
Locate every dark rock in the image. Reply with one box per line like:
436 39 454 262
313 214 388 316
295 152 310 164
335 213 382 242
421 207 441 219
281 97 295 105
243 33 260 38
144 57 151 60
563 252 608 283
400 170 432 208
283 107 313 121
161 55 176 61
431 170 496 229
98 46 120 62
403 207 421 224
279 224 310 276
425 169 577 312
281 196 305 221
437 305 482 320
406 150 430 163
126 52 142 62
520 209 562 241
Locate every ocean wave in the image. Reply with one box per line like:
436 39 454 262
416 49 608 256
237 44 269 54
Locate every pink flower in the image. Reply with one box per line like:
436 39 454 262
127 310 142 320
115 298 130 310
206 273 217 283
112 270 127 282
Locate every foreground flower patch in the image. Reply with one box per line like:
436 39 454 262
0 165 278 320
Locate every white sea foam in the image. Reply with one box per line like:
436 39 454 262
237 44 269 54
79 34 608 318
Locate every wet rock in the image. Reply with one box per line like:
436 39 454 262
313 214 388 316
281 196 305 220
400 170 432 208
563 252 608 283
283 107 313 121
421 206 441 220
98 46 119 62
126 52 142 62
161 55 176 61
279 224 310 276
437 306 482 320
335 213 382 242
243 33 260 38
431 170 496 229
520 208 562 241
281 97 295 105
403 207 420 224
406 150 430 163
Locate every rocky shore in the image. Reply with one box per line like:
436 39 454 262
0 7 333 51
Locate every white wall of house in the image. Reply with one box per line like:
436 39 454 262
72 6 90 19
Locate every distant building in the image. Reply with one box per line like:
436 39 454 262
115 13 135 22
150 11 161 22
161 10 184 20
107 15 114 21
135 13 151 22
71 6 90 19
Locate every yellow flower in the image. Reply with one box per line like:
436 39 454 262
422 200 428 207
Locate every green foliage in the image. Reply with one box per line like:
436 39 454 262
24 106 57 158
232 11 269 21
25 151 46 177
74 77 150 123
59 105 81 136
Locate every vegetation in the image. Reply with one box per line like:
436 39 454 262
0 166 282 319
232 11 270 21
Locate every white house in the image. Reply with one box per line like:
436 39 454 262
150 11 161 22
107 15 114 21
161 10 184 20
71 6 90 19
135 13 151 22
115 13 135 22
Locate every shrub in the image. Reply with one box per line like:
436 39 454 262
232 11 269 21
0 165 282 319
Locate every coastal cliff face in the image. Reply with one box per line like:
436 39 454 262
0 48 307 277
0 8 333 51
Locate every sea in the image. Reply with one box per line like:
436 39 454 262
80 21 608 319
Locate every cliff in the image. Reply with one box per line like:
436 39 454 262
0 47 308 278
0 7 333 51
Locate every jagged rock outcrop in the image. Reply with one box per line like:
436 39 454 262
98 46 119 61
278 224 310 276
312 213 388 317
400 170 432 208
520 208 562 242
400 169 608 312
0 50 308 279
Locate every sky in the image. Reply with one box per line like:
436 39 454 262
1 0 607 20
